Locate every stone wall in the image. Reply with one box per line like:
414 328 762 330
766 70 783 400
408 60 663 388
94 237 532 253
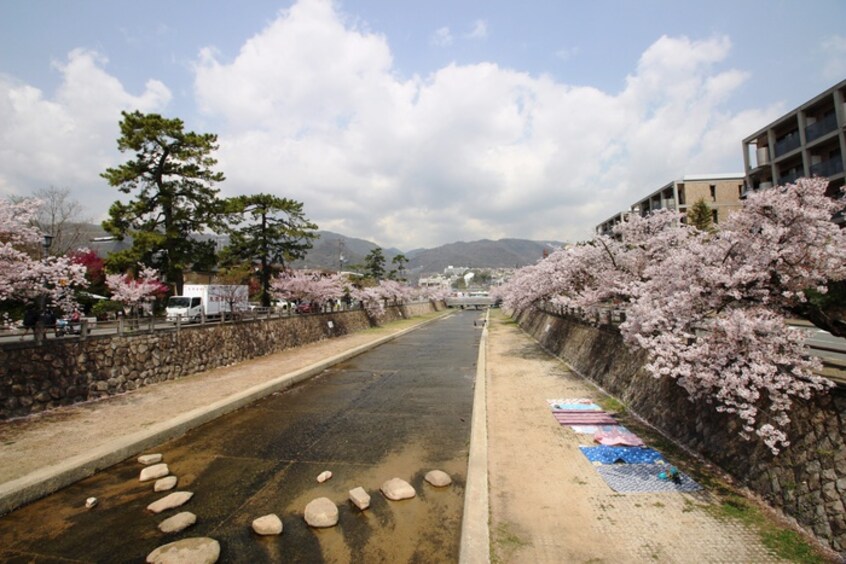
0 301 441 420
516 306 846 555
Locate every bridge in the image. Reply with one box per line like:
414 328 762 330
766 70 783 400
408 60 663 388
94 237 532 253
445 295 495 309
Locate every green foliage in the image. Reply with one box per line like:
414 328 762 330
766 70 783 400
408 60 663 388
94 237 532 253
363 247 386 281
708 495 824 562
91 300 124 319
101 110 226 293
686 198 714 232
388 253 408 281
221 193 318 306
798 280 846 337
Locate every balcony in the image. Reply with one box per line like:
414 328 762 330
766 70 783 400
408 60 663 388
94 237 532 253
805 112 837 143
778 170 803 185
774 131 801 158
810 155 844 178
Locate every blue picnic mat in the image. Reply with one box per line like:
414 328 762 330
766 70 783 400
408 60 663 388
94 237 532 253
550 403 602 411
579 445 665 465
596 463 702 493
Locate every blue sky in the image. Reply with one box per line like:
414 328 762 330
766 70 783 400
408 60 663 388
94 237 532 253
1 0 845 250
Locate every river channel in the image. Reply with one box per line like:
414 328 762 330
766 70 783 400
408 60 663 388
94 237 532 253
0 309 483 562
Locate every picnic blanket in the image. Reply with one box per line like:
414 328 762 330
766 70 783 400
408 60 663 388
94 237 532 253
593 426 645 447
570 424 619 435
547 398 601 411
553 411 617 426
579 445 665 465
596 464 701 493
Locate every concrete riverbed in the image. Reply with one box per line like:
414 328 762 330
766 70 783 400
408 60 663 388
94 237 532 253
0 310 481 562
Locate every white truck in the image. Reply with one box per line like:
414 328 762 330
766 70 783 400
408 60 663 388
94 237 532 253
166 284 249 323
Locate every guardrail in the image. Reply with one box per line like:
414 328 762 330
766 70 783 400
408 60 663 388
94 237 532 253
1 299 434 346
532 301 846 385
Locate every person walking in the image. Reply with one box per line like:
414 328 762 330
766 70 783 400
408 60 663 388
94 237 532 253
21 305 39 340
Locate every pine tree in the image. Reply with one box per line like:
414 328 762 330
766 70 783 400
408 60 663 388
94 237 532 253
686 197 714 232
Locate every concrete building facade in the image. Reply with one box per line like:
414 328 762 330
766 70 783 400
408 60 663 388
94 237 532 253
596 174 744 236
742 79 846 199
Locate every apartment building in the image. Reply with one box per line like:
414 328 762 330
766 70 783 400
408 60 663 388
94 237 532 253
596 173 744 236
742 79 846 198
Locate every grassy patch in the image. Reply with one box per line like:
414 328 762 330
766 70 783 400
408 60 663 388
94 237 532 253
598 396 625 414
491 522 531 564
706 495 826 563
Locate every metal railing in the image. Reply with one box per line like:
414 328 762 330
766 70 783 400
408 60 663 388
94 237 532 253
530 301 846 384
2 299 433 345
805 112 837 143
809 155 844 177
773 132 801 158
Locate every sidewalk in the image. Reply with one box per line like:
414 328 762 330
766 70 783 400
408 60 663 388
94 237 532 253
484 309 825 563
0 311 449 514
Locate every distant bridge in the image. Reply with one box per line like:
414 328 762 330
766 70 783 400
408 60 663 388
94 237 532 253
445 296 495 309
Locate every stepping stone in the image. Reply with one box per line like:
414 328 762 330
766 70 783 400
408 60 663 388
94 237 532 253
155 476 178 492
381 478 416 501
158 511 197 533
304 497 338 528
146 537 220 563
252 514 283 535
424 470 452 487
148 491 194 514
140 463 169 482
348 487 370 510
138 453 163 465
316 470 333 483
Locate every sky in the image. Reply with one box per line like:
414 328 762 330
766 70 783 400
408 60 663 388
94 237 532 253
1 0 845 251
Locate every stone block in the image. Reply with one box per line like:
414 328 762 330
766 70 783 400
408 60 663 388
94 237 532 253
349 487 370 510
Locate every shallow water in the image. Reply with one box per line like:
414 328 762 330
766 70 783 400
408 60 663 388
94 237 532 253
0 310 482 562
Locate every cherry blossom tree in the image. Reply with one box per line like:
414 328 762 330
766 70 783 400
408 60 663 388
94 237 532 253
105 265 168 317
271 270 348 311
498 178 845 453
1 198 87 325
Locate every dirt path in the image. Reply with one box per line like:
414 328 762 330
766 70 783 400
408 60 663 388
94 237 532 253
486 310 792 563
0 313 447 485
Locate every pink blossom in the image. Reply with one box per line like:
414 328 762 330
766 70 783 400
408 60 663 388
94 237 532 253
106 266 167 311
498 178 843 453
0 198 87 322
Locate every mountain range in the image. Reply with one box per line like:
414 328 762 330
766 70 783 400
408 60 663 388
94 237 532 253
295 231 564 277
79 225 564 278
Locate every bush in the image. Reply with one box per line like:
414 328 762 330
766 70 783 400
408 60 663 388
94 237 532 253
91 300 124 320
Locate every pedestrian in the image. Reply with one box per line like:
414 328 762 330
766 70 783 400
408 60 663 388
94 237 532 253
42 309 57 336
21 305 39 340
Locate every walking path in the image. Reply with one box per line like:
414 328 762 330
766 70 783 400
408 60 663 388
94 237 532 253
485 309 829 563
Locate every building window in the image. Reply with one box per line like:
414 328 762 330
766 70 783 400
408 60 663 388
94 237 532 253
710 184 716 201
712 209 719 224
737 184 743 198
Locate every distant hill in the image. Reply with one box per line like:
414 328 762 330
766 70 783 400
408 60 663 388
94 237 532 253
405 238 563 275
290 231 401 270
80 225 563 278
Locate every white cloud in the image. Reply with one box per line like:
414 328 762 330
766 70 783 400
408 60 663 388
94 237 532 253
820 35 846 81
466 20 488 40
431 26 453 47
0 0 781 252
193 10 772 248
0 49 170 208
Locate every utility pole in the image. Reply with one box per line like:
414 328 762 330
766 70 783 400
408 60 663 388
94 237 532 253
338 239 346 272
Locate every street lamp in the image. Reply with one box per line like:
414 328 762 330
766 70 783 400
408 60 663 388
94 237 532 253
42 234 54 257
37 234 54 342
